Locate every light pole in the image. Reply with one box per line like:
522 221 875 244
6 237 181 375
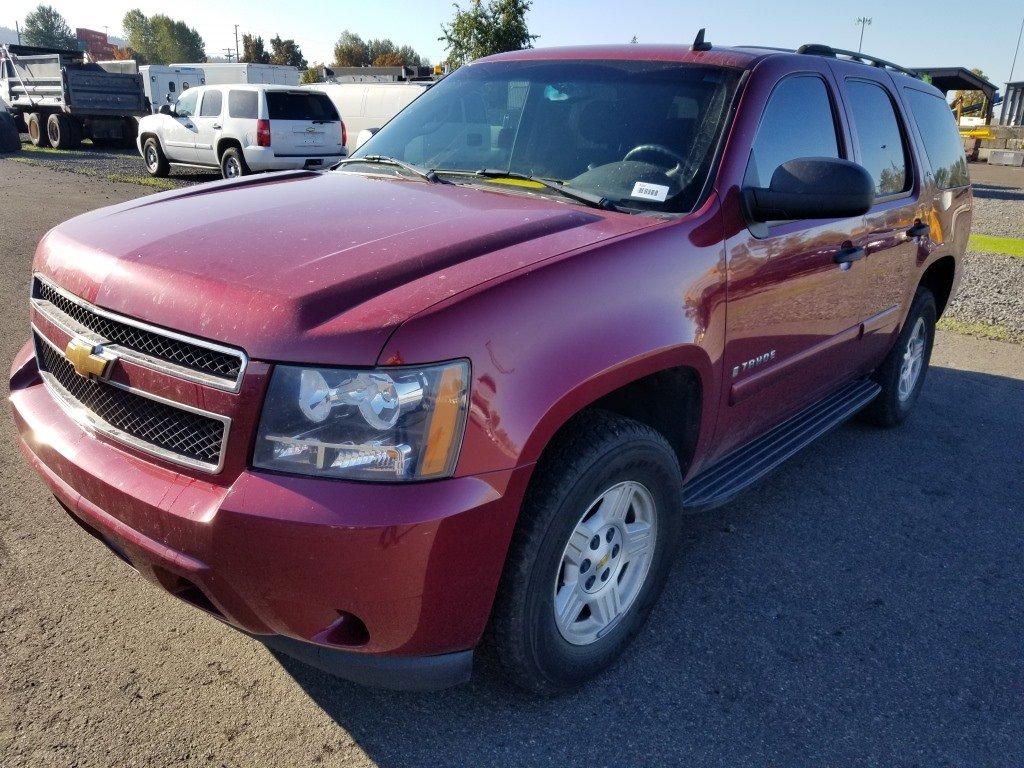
856 17 872 53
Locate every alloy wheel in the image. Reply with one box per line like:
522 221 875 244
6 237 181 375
553 480 657 646
897 316 927 402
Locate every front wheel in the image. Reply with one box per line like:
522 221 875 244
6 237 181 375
489 411 683 694
862 287 937 427
220 147 250 179
143 137 170 177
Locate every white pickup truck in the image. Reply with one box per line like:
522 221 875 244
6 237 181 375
136 84 346 179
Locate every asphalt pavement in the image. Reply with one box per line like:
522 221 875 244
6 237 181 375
1 159 1022 767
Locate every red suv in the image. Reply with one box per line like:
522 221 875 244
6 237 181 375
10 39 970 693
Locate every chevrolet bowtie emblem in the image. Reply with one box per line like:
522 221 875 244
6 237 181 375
65 338 113 379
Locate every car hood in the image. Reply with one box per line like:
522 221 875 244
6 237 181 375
35 170 658 365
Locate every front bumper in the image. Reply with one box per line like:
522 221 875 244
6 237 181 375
9 342 529 689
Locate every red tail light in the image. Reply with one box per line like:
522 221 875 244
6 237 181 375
256 119 271 147
341 120 347 149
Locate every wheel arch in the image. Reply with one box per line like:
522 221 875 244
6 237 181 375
519 346 714 480
918 254 956 317
216 136 243 160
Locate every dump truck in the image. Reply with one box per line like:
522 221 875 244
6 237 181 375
1 44 148 149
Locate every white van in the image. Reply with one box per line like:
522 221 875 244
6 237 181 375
139 65 206 112
137 84 346 178
307 82 430 153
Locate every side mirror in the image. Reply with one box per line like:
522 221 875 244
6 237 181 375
158 104 174 116
742 157 874 223
355 127 379 150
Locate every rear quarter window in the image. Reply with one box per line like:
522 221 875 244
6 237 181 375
228 90 259 119
903 87 970 189
265 92 339 121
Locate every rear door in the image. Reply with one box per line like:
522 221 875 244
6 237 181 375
265 90 344 161
190 88 223 166
831 65 925 365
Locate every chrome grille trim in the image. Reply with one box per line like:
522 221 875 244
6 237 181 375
32 327 231 473
31 274 248 392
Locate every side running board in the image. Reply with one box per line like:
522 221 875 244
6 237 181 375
682 378 881 511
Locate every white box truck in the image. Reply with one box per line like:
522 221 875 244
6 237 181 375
173 63 299 86
307 82 430 152
139 65 205 112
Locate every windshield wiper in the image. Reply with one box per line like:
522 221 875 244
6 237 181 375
333 155 446 183
438 169 619 211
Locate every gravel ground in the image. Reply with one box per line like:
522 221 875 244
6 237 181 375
946 250 1024 336
2 159 1024 768
9 135 218 186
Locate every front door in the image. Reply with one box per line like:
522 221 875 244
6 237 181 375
713 62 870 458
163 88 198 162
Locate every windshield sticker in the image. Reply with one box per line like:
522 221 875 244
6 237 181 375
630 182 670 202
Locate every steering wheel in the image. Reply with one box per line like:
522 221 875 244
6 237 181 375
622 144 688 176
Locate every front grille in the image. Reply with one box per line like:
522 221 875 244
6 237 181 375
34 332 226 470
33 277 244 385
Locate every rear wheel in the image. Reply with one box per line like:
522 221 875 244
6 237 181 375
46 113 81 150
143 137 170 177
489 411 683 694
220 146 250 179
862 287 937 426
26 112 50 147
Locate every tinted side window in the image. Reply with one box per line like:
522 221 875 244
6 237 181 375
228 90 259 119
175 89 198 117
903 88 969 189
199 89 222 117
745 76 840 188
846 80 910 196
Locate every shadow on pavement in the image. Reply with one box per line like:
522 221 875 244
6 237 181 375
273 366 1024 767
970 182 1024 202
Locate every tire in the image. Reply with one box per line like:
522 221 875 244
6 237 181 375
26 112 50 147
46 113 81 150
220 146 250 179
142 137 170 177
489 410 684 694
0 112 19 153
862 287 937 427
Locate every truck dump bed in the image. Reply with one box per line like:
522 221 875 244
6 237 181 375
1 45 147 117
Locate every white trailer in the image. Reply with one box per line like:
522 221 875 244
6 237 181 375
307 82 430 153
173 63 299 86
139 65 206 112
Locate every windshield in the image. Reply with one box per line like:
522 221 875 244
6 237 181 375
350 59 740 213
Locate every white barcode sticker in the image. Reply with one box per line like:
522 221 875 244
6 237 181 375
630 182 670 202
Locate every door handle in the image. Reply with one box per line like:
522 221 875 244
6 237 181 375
834 246 866 265
906 221 930 238
212 124 222 130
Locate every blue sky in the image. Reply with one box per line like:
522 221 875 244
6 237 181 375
6 0 1024 89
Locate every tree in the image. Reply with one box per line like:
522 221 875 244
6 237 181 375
953 68 990 113
22 5 76 50
440 0 536 69
300 65 323 84
240 33 270 64
269 35 306 69
398 45 427 67
333 30 369 67
122 10 205 64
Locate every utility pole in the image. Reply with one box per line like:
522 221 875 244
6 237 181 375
222 47 235 62
855 17 872 52
15 20 21 44
234 24 240 61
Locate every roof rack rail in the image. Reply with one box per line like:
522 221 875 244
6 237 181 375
796 43 921 80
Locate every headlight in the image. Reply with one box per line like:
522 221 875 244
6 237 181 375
253 360 470 481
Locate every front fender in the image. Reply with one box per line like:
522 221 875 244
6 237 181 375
377 196 728 480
